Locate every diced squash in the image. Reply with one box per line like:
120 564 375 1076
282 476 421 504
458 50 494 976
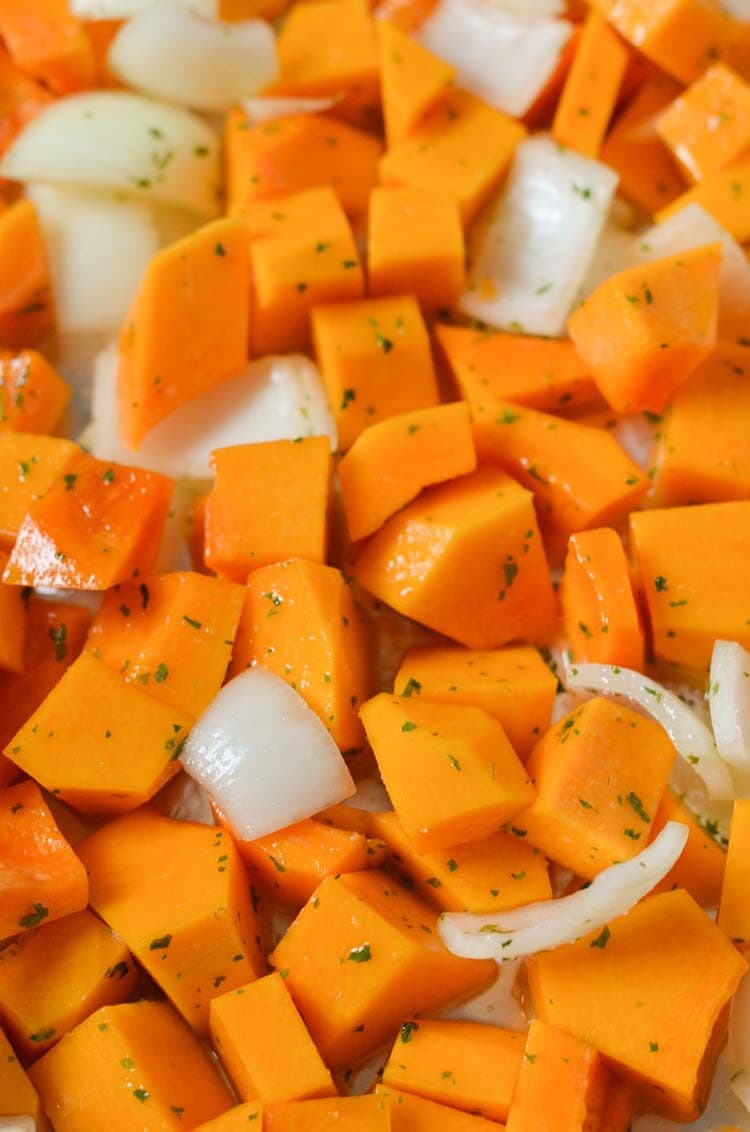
651 788 726 909
630 500 750 671
0 0 94 94
87 571 245 717
528 889 748 1121
719 798 750 947
5 652 192 813
652 342 750 505
234 817 376 906
513 697 675 880
467 397 647 559
0 201 55 349
552 10 628 157
562 528 645 670
567 244 722 414
0 779 88 943
0 908 137 1063
270 870 495 1067
229 558 371 755
382 1019 523 1122
657 63 750 183
369 809 552 913
117 218 251 449
338 403 476 541
505 1019 611 1132
0 549 24 674
353 466 557 649
393 645 557 759
265 1096 390 1131
437 324 601 416
3 451 173 591
225 109 382 221
78 809 266 1034
367 187 465 313
360 695 534 853
656 153 750 241
209 973 336 1104
204 438 331 581
193 1104 265 1132
245 187 363 356
29 1001 234 1131
380 89 527 227
377 20 455 147
0 432 77 550
312 294 439 451
0 45 53 160
270 0 380 131
377 1085 505 1130
600 71 687 216
0 1024 46 1125
0 349 69 435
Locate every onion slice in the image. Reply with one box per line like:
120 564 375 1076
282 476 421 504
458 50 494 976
709 640 750 772
241 95 339 123
566 661 735 801
71 0 217 15
180 668 356 841
438 821 688 961
2 92 221 219
109 7 278 114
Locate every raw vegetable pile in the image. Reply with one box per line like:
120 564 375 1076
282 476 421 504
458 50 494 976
3 0 750 1130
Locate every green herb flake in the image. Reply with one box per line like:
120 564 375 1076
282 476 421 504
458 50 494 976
348 943 372 963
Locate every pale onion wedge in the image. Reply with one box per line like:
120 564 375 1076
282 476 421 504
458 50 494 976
2 92 221 218
85 345 337 478
439 822 688 961
415 0 572 119
26 184 161 336
0 1119 36 1132
181 668 356 841
71 0 217 15
241 95 339 123
109 6 278 114
709 640 750 773
461 135 618 337
566 662 735 801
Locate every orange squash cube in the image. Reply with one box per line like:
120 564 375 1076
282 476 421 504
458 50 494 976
0 432 77 550
360 695 534 853
225 109 382 222
562 528 645 671
394 644 557 759
3 452 173 591
657 63 750 183
338 402 476 542
367 188 465 313
270 870 495 1067
652 788 726 909
374 1085 506 1131
369 810 552 913
0 549 24 674
719 798 750 947
266 1096 390 1131
193 1104 264 1132
0 201 54 349
87 571 246 718
552 10 628 158
78 810 266 1034
353 466 557 649
0 349 69 436
514 697 675 880
209 973 336 1104
0 908 137 1063
312 294 439 450
29 1001 233 1130
567 244 721 414
245 187 363 355
528 889 748 1121
0 779 88 943
382 1019 523 1122
380 89 526 227
656 154 750 241
204 438 332 581
0 1024 46 1124
117 218 251 449
505 1019 611 1132
377 20 455 147
630 500 750 671
0 0 94 94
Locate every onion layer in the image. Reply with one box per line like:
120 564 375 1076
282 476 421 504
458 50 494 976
709 640 750 773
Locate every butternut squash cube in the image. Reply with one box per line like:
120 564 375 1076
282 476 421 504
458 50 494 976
374 1085 503 1131
0 1024 46 1126
194 1105 264 1131
265 1096 390 1131
377 20 455 147
0 202 54 349
0 432 77 551
656 63 750 183
719 798 750 947
0 349 70 436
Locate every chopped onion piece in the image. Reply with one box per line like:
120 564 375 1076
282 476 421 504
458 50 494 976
635 204 750 340
566 662 735 801
71 0 217 15
709 640 750 772
155 772 216 826
611 413 657 471
439 821 688 961
181 668 356 841
0 1119 36 1132
461 135 618 337
416 0 572 119
87 345 337 477
26 184 160 336
109 7 278 114
242 95 339 123
438 959 526 1031
579 214 635 299
2 92 221 219
720 0 750 17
